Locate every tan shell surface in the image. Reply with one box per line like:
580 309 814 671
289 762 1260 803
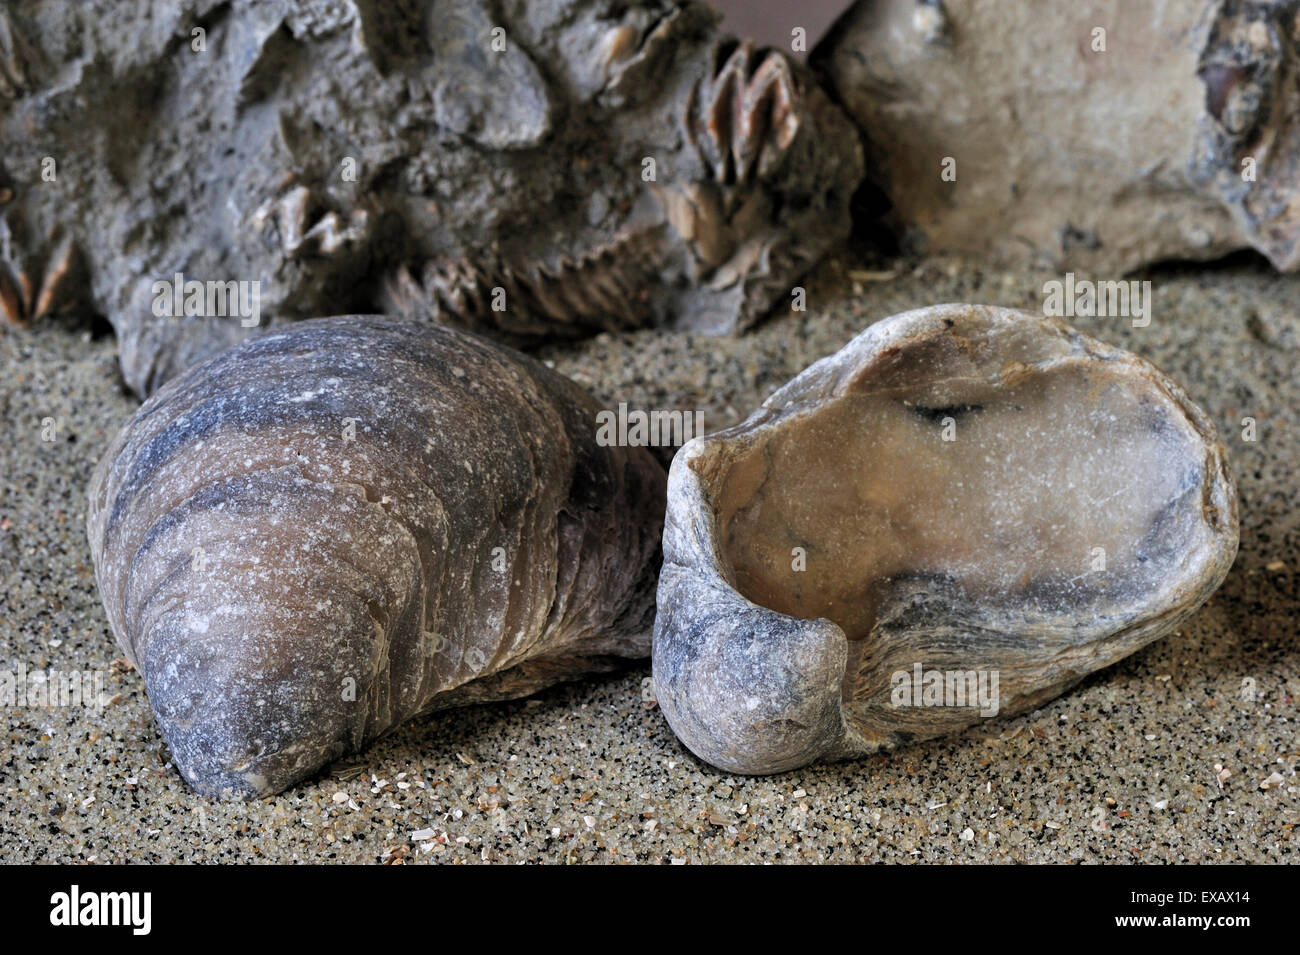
653 304 1238 774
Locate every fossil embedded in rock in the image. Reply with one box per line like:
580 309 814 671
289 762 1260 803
0 224 79 330
87 316 666 796
1 0 862 395
815 0 1300 272
652 304 1238 775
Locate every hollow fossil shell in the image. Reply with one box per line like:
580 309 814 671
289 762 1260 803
87 316 666 796
652 304 1238 775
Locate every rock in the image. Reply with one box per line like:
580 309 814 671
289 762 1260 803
0 0 862 395
814 0 1300 273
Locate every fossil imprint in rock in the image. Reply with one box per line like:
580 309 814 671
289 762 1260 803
653 305 1238 775
0 0 862 396
815 0 1300 272
87 317 666 796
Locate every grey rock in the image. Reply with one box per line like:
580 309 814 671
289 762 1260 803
815 0 1300 272
87 316 666 796
0 0 863 395
653 304 1238 775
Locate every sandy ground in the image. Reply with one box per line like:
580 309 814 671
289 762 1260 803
0 252 1296 863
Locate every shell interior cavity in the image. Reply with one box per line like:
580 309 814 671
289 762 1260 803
653 304 1238 775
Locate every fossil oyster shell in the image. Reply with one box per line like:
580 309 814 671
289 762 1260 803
814 0 1300 272
87 316 666 796
1 0 861 395
653 304 1238 775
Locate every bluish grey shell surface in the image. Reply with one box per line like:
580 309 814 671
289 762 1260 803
87 316 666 796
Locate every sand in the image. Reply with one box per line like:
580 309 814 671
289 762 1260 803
1 252 1296 863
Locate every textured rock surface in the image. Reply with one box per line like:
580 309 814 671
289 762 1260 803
86 316 666 796
815 0 1300 272
654 304 1239 775
0 0 863 395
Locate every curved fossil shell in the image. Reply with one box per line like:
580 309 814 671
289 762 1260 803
87 316 666 796
653 304 1238 775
